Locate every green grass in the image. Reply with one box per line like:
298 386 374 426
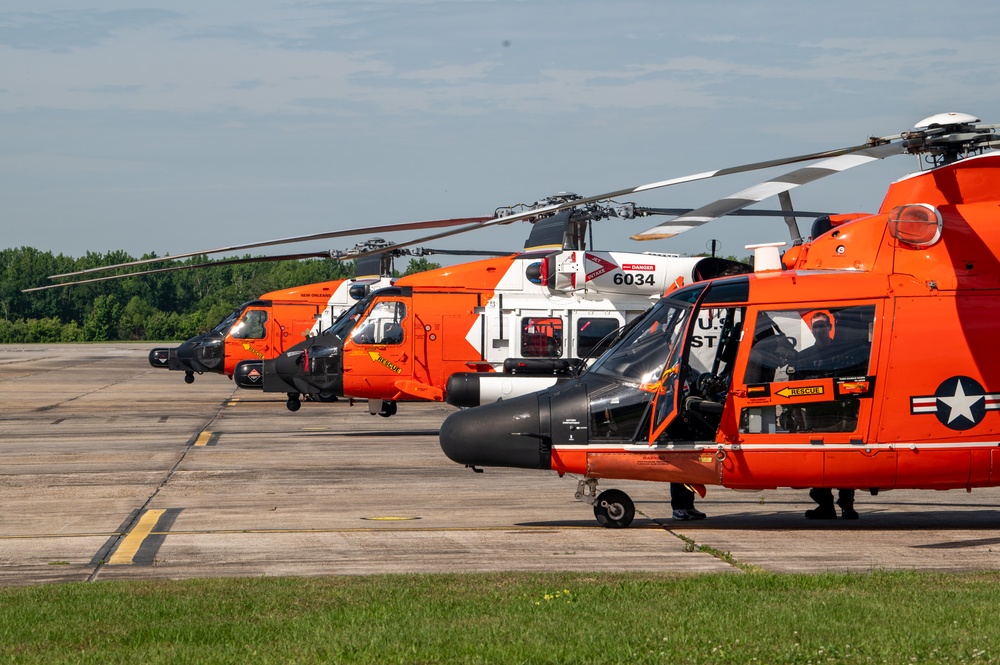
1 571 998 663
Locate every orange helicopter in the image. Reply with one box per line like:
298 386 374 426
24 239 504 389
439 112 1000 527
141 243 509 386
233 198 764 415
28 148 853 414
150 277 349 385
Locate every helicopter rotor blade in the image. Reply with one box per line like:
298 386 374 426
637 207 830 218
23 251 343 293
778 191 802 243
27 245 518 292
47 216 494 279
43 127 917 278
333 138 907 261
409 248 516 257
630 141 903 241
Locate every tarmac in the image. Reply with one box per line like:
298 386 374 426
2 343 999 587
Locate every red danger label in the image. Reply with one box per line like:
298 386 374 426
622 264 655 271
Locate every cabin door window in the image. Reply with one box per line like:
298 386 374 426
520 317 563 358
738 304 877 434
576 317 621 359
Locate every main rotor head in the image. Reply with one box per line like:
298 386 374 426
901 112 999 166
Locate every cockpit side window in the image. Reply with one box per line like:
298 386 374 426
352 301 406 345
230 310 268 340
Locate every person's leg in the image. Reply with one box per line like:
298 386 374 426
805 487 837 519
837 489 858 520
670 483 690 520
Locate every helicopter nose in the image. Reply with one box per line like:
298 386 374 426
175 334 224 372
439 394 551 470
148 348 172 368
270 341 344 396
272 348 305 386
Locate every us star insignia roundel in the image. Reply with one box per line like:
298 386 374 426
909 376 999 430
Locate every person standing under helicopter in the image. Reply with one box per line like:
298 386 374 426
795 312 859 520
671 483 705 520
806 488 858 520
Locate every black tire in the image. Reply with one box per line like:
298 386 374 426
378 401 398 418
594 489 635 528
317 392 339 403
286 397 302 412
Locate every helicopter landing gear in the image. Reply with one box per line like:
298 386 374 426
304 392 338 403
575 479 635 528
594 489 635 529
575 478 599 504
184 371 195 384
368 399 397 418
286 393 301 412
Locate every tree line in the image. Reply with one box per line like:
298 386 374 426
0 247 439 343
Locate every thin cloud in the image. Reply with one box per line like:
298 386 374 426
0 9 179 51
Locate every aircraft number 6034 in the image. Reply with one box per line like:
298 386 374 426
612 272 655 286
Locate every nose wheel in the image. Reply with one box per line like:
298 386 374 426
593 489 635 529
184 371 195 384
286 393 301 412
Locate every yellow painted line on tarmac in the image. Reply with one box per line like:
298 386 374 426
108 509 165 565
146 524 666 535
193 431 212 447
0 533 119 540
0 522 670 543
227 397 240 407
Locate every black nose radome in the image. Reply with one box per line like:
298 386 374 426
148 348 172 368
439 394 550 470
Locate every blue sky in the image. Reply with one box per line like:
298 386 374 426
3 0 999 263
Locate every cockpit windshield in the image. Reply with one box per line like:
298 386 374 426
209 305 247 335
322 288 402 339
588 300 691 386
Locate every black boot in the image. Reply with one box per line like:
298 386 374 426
805 488 837 519
837 489 859 520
